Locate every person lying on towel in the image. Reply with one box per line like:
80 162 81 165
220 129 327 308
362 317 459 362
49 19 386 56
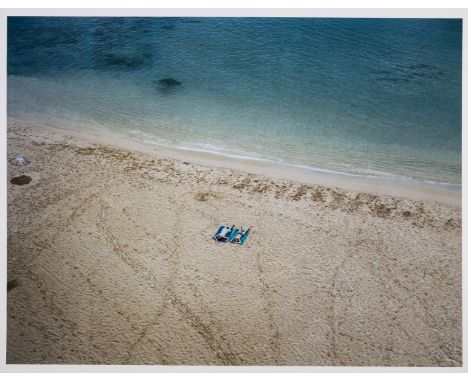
215 225 233 241
231 226 251 243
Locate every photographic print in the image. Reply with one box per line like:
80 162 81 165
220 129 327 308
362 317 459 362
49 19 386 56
6 15 462 366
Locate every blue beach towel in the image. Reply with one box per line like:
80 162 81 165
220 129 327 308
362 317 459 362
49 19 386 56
228 229 239 241
240 229 250 245
212 225 234 243
212 225 251 245
212 225 225 240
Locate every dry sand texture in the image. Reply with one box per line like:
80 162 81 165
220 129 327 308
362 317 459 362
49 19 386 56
6 122 462 366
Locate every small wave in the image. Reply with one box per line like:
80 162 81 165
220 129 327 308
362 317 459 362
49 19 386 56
128 129 460 190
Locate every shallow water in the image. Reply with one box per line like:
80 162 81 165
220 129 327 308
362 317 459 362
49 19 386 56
7 17 462 185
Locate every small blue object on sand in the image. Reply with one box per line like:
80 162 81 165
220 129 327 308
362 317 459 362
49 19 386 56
212 225 234 243
212 225 250 245
230 228 250 245
228 229 239 241
239 230 250 245
212 225 224 240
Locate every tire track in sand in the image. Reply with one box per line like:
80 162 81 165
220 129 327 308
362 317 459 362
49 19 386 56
97 191 241 365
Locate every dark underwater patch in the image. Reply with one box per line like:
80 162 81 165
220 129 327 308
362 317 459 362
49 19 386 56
155 78 183 93
158 78 182 87
373 62 445 85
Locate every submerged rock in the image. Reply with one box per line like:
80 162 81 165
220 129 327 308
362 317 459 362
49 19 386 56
158 78 182 88
9 154 30 166
10 175 32 185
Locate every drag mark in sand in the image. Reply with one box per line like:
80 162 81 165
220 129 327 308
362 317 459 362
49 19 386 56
121 194 185 364
16 262 98 363
26 191 98 257
121 192 241 365
367 243 462 366
123 301 170 364
96 197 171 363
171 295 242 366
328 229 364 365
95 198 164 293
19 192 99 297
255 251 281 364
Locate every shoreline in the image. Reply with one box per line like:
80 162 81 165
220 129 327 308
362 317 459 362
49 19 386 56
7 117 461 207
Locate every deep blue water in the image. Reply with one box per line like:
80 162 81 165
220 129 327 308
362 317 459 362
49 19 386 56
7 17 462 185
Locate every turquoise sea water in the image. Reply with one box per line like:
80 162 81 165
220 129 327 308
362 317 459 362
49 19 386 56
7 17 462 185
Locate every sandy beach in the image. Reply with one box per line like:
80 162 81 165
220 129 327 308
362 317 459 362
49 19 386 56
6 120 462 366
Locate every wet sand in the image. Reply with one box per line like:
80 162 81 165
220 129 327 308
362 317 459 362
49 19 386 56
6 121 462 366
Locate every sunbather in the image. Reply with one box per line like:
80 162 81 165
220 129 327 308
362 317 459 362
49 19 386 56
215 225 233 241
231 226 251 243
231 229 243 243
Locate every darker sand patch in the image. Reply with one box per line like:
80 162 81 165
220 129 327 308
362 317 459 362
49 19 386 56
370 202 393 218
233 177 252 190
444 218 461 229
290 185 308 201
7 279 18 292
195 191 216 202
10 175 31 185
311 188 326 203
